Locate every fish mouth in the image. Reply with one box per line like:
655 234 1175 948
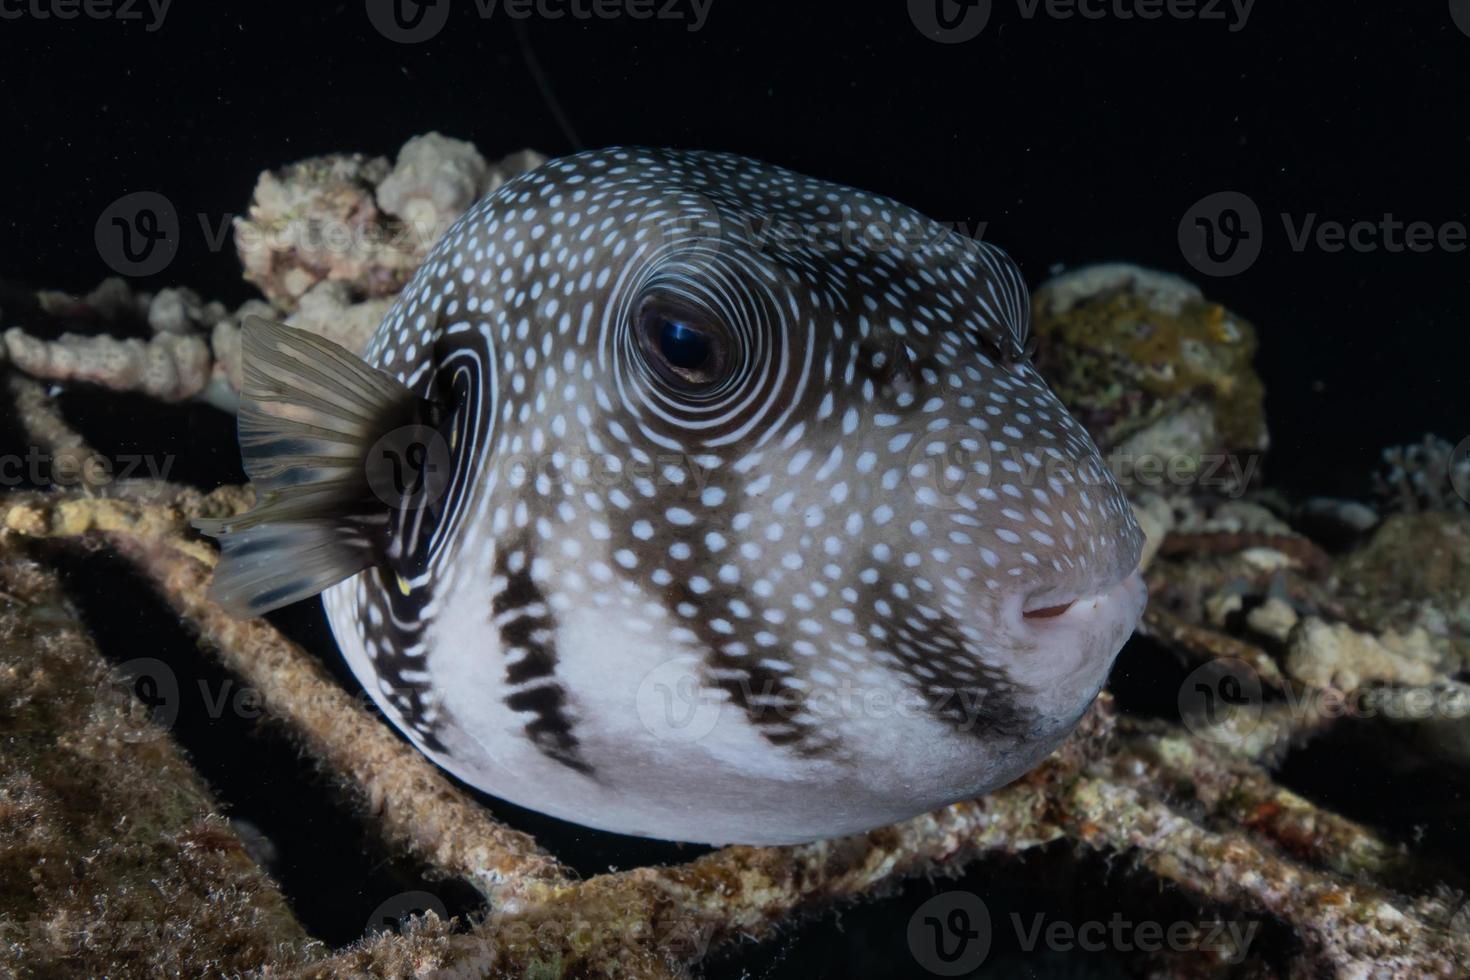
1022 600 1075 620
1016 571 1147 631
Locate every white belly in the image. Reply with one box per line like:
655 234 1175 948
324 565 1144 845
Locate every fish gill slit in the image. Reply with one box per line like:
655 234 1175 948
363 567 448 753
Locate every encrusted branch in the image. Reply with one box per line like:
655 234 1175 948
0 535 311 976
0 488 571 899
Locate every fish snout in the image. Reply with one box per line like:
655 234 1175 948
1015 569 1146 637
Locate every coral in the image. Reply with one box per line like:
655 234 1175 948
11 453 1468 975
1333 511 1470 666
1245 595 1299 643
0 134 544 411
1032 263 1268 496
2 324 211 401
1373 434 1470 514
235 138 544 311
283 280 397 357
147 286 227 336
1286 618 1442 690
1 278 262 412
210 297 278 397
376 131 491 247
233 151 406 309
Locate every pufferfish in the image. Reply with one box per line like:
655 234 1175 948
196 148 1145 845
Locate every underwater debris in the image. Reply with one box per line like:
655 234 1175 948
1032 263 1268 497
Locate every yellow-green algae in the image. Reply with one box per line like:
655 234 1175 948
1031 269 1267 455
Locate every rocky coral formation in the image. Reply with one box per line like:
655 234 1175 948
0 135 544 409
235 134 544 313
1333 511 1470 667
1032 263 1268 497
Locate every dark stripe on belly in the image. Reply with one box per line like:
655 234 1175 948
492 541 592 776
676 579 835 756
613 469 835 757
858 575 1035 739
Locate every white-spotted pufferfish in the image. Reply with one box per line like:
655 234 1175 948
197 148 1145 845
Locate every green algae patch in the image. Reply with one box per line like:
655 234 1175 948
1031 264 1268 483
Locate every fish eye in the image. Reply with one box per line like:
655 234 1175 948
635 300 730 388
660 319 711 371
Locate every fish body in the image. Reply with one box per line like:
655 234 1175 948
199 148 1145 845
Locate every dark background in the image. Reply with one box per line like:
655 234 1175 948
1 1 1467 495
2 2 1467 975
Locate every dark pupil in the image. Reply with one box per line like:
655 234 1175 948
658 319 712 371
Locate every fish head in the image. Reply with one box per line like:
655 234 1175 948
466 149 1146 733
